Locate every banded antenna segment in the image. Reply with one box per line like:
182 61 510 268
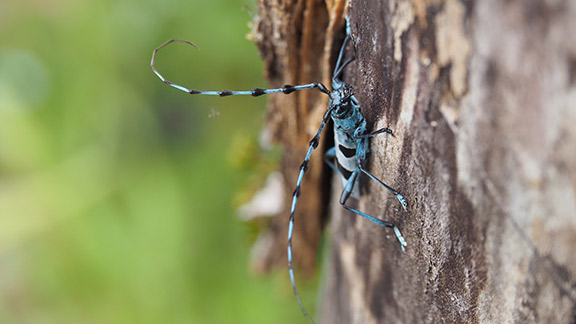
151 39 329 97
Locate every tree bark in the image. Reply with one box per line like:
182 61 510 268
252 0 576 322
320 0 576 323
252 0 349 276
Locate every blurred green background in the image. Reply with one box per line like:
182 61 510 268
0 0 318 322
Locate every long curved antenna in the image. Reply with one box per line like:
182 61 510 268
332 16 357 81
287 106 335 324
332 35 356 82
151 39 330 96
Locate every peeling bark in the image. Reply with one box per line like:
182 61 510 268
252 0 348 276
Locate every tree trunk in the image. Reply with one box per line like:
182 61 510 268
253 0 576 322
320 0 576 323
252 0 349 276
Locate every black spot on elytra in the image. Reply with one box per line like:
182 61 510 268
338 144 357 158
337 161 353 180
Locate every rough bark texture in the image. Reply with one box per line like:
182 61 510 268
252 0 348 276
320 0 576 323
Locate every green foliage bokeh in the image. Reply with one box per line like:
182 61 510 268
0 0 317 322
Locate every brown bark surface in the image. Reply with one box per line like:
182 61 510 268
319 0 576 323
252 0 348 276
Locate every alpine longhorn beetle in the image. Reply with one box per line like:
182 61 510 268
151 16 408 324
